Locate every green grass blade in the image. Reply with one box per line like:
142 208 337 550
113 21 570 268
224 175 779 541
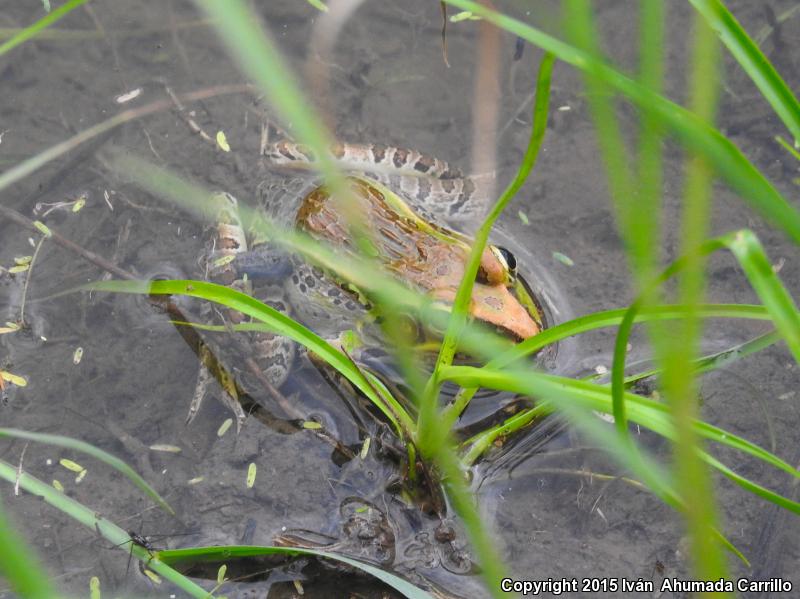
690 0 800 141
169 318 416 432
0 459 211 597
0 428 173 515
727 230 800 363
85 279 415 437
441 0 800 245
0 0 87 57
622 329 781 387
776 135 800 162
418 51 554 453
0 501 55 598
157 545 434 599
441 366 799 482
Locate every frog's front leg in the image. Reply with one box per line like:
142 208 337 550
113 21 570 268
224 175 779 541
191 193 296 424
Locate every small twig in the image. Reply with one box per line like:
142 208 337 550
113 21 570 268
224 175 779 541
14 443 28 496
0 203 136 281
18 233 47 324
163 83 216 147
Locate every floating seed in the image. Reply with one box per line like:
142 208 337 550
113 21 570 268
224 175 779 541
149 444 182 453
552 251 574 266
246 463 257 488
217 418 233 437
517 211 530 225
213 254 236 268
8 265 30 274
450 11 481 21
73 347 84 365
52 480 64 492
14 256 32 265
0 371 27 387
33 221 52 237
59 458 85 473
302 421 322 430
216 130 231 152
360 437 371 459
217 564 227 584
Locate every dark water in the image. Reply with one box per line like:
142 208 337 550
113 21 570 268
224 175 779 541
1 1 799 597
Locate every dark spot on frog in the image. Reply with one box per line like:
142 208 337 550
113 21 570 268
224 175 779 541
304 275 315 288
372 143 387 163
393 147 409 168
414 155 434 173
291 274 299 285
345 300 358 311
435 263 450 276
298 283 307 293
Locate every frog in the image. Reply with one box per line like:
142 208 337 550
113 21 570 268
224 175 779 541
204 141 546 390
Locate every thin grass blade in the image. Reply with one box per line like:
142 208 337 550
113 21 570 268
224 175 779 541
0 428 173 515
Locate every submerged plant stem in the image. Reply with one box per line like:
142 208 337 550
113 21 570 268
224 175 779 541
18 235 46 325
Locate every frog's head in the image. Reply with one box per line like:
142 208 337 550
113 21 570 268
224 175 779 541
298 177 544 342
431 245 541 341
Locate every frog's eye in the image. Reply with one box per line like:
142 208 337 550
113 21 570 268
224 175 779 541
490 246 517 280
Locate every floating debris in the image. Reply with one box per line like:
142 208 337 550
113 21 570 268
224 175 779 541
115 88 142 104
8 265 29 274
217 564 227 584
0 323 21 335
304 0 328 11
246 463 257 488
142 569 161 584
73 347 84 365
216 130 231 153
52 480 64 492
360 437 371 459
450 11 481 22
212 254 236 268
217 418 233 437
517 210 530 225
302 421 322 430
72 197 86 213
14 256 32 265
188 476 205 485
59 458 85 473
33 221 52 237
0 371 27 387
149 444 182 453
552 251 574 266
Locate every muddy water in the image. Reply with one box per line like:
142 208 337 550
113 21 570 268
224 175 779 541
1 1 799 597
